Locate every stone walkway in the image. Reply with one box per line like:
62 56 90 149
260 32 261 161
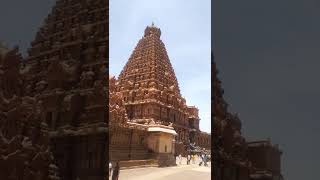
109 157 211 180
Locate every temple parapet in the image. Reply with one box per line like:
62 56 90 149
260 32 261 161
247 140 283 180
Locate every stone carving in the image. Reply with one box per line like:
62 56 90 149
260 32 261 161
47 60 66 90
109 77 128 125
80 68 95 88
0 90 59 180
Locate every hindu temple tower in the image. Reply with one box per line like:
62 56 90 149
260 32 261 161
113 24 211 156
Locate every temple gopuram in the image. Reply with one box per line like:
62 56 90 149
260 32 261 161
213 55 284 180
0 0 108 179
0 44 60 180
109 24 211 167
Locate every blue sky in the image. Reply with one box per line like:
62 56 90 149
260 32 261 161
110 0 211 133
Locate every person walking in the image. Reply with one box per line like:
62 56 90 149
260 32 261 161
199 154 203 166
204 154 208 167
186 154 188 165
192 154 195 164
112 162 120 180
109 162 112 177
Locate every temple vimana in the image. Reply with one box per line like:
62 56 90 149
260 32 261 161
109 24 211 167
213 55 284 180
0 0 210 180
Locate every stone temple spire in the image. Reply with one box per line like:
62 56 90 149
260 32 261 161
144 23 161 38
117 25 194 125
119 25 179 95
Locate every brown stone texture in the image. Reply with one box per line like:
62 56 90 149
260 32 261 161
1 0 108 179
213 58 284 180
0 47 60 180
23 0 108 179
110 73 176 166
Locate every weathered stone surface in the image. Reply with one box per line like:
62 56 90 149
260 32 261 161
0 46 60 180
24 0 108 178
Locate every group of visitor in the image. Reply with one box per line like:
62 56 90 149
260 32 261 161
177 153 210 166
178 154 182 164
198 153 209 167
186 154 197 165
109 161 120 180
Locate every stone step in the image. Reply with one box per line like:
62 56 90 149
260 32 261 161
119 164 158 170
109 146 149 150
110 151 151 158
118 159 159 170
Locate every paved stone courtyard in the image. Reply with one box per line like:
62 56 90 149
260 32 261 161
109 157 211 180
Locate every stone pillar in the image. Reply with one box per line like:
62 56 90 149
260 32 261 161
172 139 175 155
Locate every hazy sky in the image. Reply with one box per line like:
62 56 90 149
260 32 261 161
214 0 320 179
0 0 56 56
110 0 211 133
